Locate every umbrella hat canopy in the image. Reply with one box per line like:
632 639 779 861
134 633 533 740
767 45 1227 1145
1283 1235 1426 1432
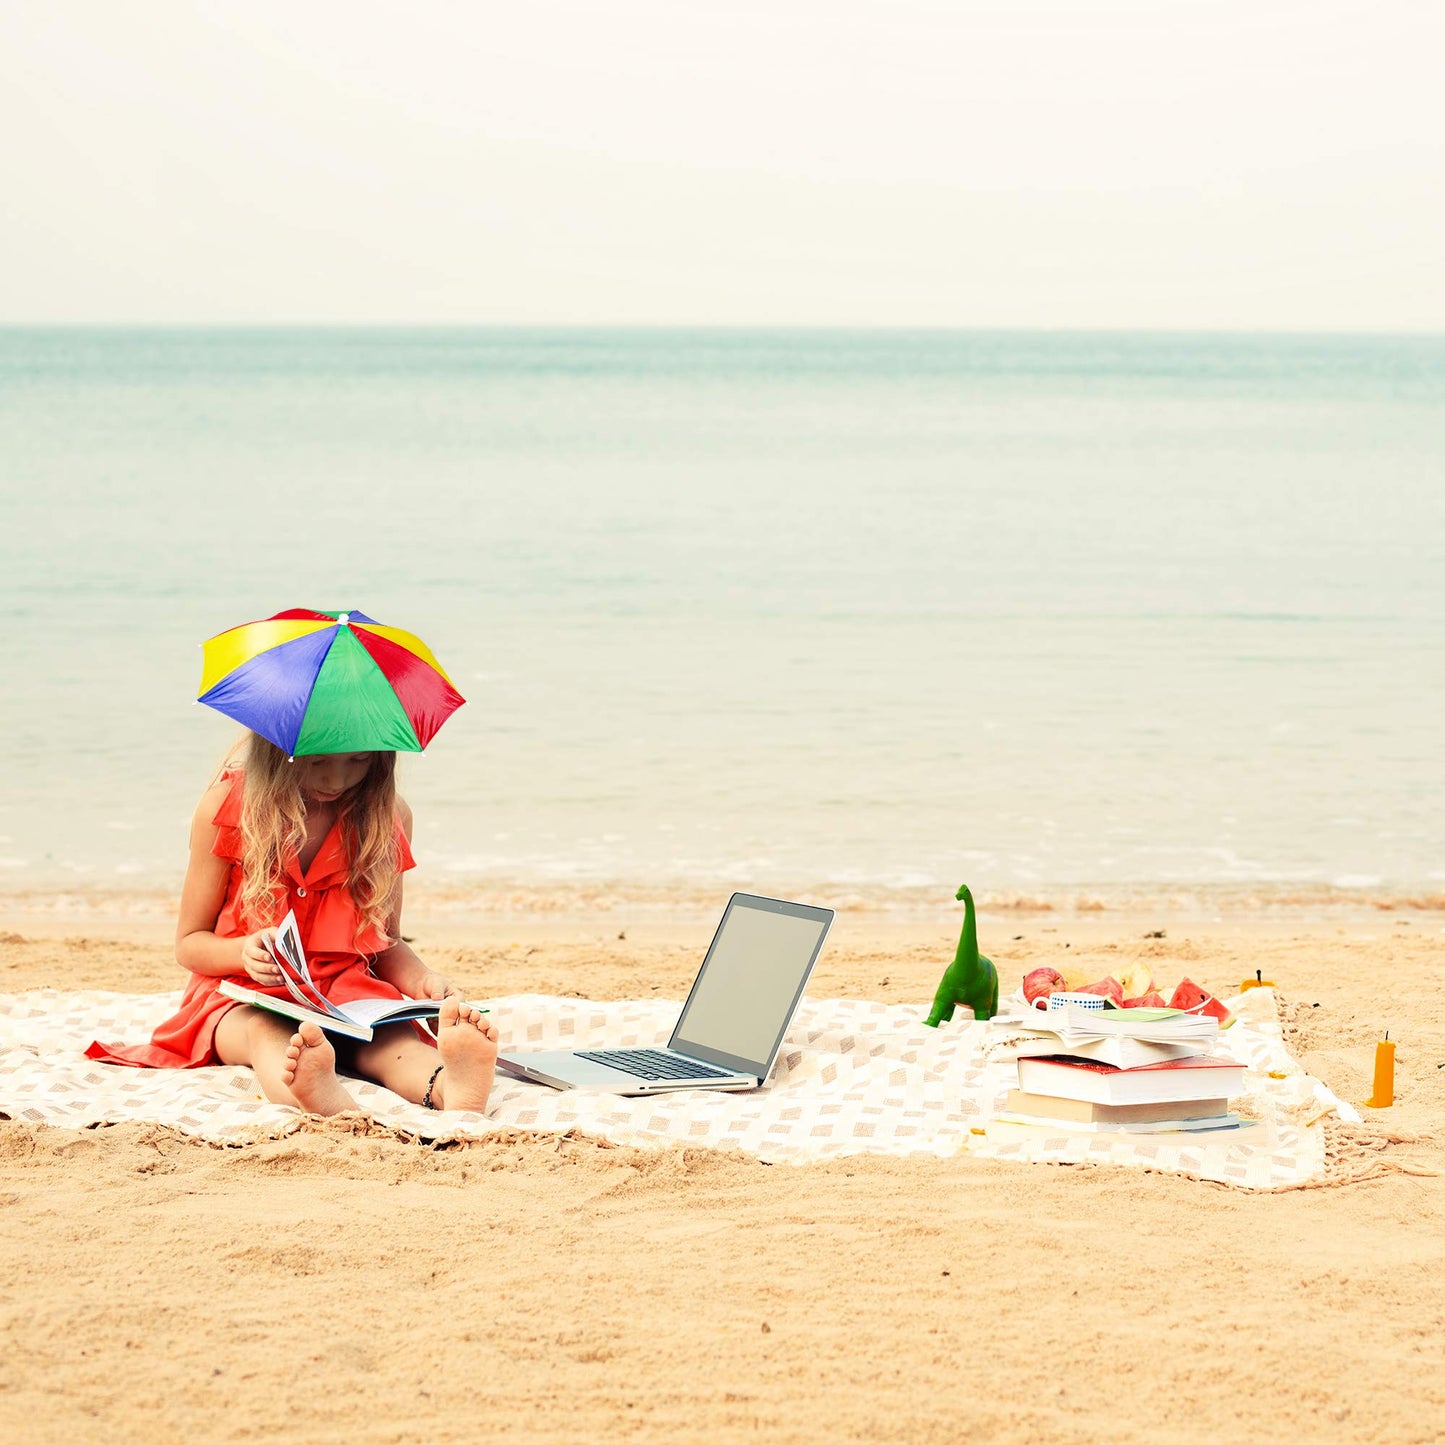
197 609 465 756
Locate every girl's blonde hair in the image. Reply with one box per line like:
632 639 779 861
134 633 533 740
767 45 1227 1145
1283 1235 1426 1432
221 733 400 946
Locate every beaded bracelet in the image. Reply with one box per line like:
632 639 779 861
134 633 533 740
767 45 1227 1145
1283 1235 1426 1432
422 1064 444 1110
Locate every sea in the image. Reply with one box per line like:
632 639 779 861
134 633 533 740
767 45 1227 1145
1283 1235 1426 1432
0 328 1441 916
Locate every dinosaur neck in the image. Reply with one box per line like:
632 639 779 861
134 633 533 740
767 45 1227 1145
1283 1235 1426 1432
954 888 978 968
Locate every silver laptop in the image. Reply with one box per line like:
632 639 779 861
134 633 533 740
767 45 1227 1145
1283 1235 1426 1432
496 893 834 1095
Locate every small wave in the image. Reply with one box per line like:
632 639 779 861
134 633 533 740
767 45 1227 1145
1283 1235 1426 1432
401 879 1445 918
2 876 1443 921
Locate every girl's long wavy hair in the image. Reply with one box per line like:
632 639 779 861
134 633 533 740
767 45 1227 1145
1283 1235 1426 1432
220 733 400 946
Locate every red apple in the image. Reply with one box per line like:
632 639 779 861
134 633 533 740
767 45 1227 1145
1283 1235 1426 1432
1022 967 1069 1009
1121 990 1167 1008
1074 976 1125 1006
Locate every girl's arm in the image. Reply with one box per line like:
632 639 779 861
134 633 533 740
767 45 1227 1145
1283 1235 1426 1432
370 799 459 1000
174 786 282 983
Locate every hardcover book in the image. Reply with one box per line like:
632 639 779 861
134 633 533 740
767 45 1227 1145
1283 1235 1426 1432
1015 1053 1246 1107
1000 1089 1230 1124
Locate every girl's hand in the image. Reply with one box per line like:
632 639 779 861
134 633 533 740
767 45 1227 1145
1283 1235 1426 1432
412 969 460 1001
240 929 283 985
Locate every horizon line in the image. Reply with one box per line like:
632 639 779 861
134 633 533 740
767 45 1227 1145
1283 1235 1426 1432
3 322 1444 340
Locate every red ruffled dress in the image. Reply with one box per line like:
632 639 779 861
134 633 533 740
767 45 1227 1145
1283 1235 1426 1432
87 770 420 1069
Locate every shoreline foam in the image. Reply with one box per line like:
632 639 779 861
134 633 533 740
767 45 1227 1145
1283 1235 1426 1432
2 877 1442 928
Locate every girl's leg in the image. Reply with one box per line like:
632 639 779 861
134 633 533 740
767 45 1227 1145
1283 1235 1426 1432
214 1005 358 1116
352 999 499 1112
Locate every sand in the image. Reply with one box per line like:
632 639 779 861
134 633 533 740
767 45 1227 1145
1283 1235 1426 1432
2 905 1442 1444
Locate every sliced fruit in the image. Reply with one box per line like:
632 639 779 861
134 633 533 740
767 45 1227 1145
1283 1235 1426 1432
1115 961 1155 1000
1074 976 1125 1006
1169 977 1232 1025
1120 990 1167 1008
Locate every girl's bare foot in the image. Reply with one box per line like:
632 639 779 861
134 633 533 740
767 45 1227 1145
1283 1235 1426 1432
432 999 498 1113
281 1022 357 1116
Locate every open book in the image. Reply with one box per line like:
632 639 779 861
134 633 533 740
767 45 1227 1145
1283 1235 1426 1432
995 1000 1221 1069
1011 1032 1200 1070
218 910 474 1042
998 1001 1220 1044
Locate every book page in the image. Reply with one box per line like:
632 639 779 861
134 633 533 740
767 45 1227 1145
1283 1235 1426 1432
273 913 313 984
1013 1035 1197 1069
338 997 436 1028
266 912 342 1018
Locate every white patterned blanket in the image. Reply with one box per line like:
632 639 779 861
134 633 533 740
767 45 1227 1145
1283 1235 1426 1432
0 987 1358 1188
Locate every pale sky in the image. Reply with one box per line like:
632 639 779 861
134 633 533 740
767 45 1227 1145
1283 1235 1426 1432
1 0 1441 329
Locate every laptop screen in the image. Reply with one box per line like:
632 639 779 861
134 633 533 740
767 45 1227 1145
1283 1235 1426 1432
668 894 833 1076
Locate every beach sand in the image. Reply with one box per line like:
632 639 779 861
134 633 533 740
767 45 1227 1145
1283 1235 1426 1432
2 906 1442 1444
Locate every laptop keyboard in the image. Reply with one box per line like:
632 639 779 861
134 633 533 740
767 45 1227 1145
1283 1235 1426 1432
576 1048 736 1082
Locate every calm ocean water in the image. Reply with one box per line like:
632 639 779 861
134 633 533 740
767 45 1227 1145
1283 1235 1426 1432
0 328 1441 911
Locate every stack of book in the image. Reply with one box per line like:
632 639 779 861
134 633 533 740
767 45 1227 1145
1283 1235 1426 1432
990 1004 1249 1136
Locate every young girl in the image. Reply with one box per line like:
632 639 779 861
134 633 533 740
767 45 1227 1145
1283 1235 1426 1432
88 733 498 1115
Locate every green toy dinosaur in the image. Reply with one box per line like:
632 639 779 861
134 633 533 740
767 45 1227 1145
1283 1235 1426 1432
923 883 999 1026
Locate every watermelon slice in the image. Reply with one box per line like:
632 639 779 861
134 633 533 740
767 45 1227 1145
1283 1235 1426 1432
1074 976 1125 1005
1121 990 1168 1008
1169 977 1233 1026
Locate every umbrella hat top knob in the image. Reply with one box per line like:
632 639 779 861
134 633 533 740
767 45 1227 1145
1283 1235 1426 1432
338 613 350 626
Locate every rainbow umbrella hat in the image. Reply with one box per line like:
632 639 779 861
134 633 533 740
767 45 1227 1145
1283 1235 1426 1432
197 609 465 756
